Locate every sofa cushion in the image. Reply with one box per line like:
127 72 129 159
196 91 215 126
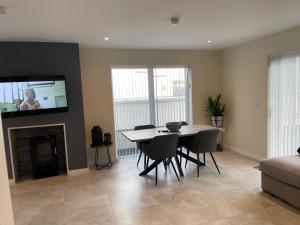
260 155 300 189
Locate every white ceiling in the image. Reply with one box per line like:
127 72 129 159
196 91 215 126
1 0 300 49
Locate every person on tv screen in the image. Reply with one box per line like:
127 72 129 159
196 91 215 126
20 88 41 111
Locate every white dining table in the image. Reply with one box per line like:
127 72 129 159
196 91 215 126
122 124 223 142
122 124 224 177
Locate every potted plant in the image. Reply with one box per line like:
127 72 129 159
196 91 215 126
207 94 226 128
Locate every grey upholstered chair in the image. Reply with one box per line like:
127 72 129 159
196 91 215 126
134 125 156 168
142 134 179 186
177 121 189 164
184 129 221 177
180 121 188 126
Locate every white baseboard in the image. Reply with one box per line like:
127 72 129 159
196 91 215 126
9 179 15 184
68 168 89 175
8 169 90 183
224 145 266 161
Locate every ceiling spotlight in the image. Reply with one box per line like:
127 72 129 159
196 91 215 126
0 6 8 14
207 40 212 43
170 16 180 25
104 37 109 41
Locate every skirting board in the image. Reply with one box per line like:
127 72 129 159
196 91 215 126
224 145 266 161
8 168 89 183
68 168 89 175
9 179 15 185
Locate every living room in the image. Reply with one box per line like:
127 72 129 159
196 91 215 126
0 1 300 225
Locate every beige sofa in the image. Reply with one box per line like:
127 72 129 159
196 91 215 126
260 155 300 209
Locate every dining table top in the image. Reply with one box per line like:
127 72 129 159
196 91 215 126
122 124 224 142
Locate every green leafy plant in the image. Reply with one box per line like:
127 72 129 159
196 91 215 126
207 94 226 117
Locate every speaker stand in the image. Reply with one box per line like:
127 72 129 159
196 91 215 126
93 145 113 170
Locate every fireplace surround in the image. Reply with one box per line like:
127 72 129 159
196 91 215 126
8 123 69 182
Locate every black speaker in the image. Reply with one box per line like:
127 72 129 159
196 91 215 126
297 147 300 154
91 126 103 146
103 133 112 145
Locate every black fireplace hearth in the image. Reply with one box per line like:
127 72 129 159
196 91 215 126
30 135 58 179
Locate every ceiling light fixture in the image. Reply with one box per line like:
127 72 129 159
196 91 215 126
207 40 212 43
170 16 180 25
0 6 8 14
104 37 109 41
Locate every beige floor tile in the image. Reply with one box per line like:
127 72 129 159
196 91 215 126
114 206 172 225
201 219 232 225
108 189 158 214
10 150 300 225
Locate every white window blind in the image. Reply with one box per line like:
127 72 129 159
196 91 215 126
268 52 300 157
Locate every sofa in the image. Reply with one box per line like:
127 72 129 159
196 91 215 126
260 155 300 209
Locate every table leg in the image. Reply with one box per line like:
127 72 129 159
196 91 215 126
139 159 163 176
175 155 184 177
177 150 205 167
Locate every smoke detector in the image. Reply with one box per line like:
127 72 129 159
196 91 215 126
170 16 180 25
0 6 8 14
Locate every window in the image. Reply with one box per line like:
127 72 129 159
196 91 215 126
111 66 191 158
268 52 300 157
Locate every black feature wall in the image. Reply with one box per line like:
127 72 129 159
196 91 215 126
0 42 87 179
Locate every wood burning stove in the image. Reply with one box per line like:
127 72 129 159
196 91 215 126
30 135 58 179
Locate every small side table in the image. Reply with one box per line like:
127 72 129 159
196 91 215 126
91 143 113 170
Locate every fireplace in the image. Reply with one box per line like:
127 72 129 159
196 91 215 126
31 135 58 179
8 124 68 182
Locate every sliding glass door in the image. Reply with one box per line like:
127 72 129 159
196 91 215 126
268 52 300 157
112 68 151 158
153 68 189 126
111 66 191 159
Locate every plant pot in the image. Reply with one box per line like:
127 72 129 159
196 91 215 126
211 116 224 128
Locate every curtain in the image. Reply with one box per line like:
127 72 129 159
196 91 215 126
269 52 300 157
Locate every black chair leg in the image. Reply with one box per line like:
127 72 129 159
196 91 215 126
163 159 167 172
137 151 142 166
166 158 171 166
210 152 220 174
185 150 189 168
146 157 149 168
197 153 200 177
179 147 183 165
170 158 180 181
144 154 147 169
203 153 206 165
155 160 158 186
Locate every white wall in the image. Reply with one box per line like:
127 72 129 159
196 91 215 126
222 25 300 159
0 115 15 225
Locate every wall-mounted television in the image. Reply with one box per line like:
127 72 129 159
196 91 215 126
0 75 68 118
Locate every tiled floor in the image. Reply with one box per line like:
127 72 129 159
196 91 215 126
10 151 300 225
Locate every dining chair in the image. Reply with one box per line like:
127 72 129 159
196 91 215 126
134 124 156 168
177 121 189 165
184 129 221 177
142 134 179 186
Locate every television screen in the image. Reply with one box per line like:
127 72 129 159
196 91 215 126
0 76 68 117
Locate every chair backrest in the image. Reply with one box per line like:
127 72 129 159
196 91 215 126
143 134 179 160
190 129 221 154
180 121 188 126
134 124 156 130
